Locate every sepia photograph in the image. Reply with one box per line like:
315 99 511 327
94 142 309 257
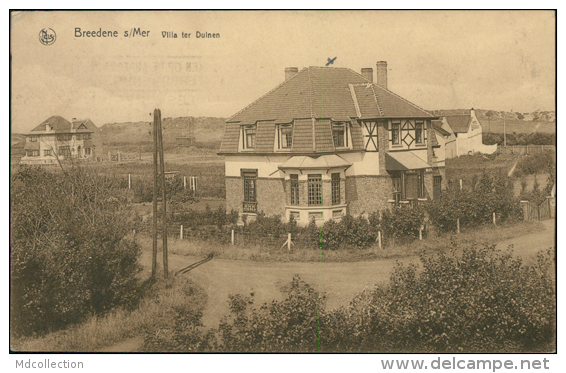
9 9 556 361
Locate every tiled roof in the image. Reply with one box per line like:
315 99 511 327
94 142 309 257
30 116 96 134
221 66 434 154
444 115 471 133
31 116 72 133
431 120 451 136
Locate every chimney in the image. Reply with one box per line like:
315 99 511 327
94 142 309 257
470 108 475 118
285 67 298 81
376 61 388 89
361 68 373 83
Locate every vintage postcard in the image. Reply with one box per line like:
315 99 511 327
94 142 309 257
10 9 556 365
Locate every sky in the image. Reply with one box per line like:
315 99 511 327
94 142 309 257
10 10 556 133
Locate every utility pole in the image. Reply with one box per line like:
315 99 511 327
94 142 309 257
503 111 507 147
156 109 169 278
151 111 158 278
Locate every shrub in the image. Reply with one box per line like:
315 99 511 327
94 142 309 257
323 245 556 352
427 170 522 232
379 206 425 243
514 151 556 177
216 275 323 352
11 166 142 337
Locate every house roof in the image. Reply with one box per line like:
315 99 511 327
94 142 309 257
221 66 435 154
278 154 351 170
227 66 434 124
30 116 95 134
444 115 471 133
431 120 451 136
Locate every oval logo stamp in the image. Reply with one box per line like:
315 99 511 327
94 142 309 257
39 28 56 45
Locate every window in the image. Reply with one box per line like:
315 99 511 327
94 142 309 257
331 173 341 205
44 149 52 156
242 126 256 150
57 134 73 141
59 145 71 157
391 121 401 145
290 174 299 205
308 174 322 206
242 169 257 213
84 147 91 155
77 133 92 140
29 136 38 142
279 125 293 149
26 150 39 157
392 176 402 204
332 122 348 148
415 121 424 144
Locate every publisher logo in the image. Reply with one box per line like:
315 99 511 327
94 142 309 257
39 28 56 45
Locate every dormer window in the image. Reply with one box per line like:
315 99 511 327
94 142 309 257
242 125 256 150
278 124 293 149
29 136 38 142
332 122 348 148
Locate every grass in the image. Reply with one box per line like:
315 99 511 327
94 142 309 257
11 277 207 352
136 220 545 263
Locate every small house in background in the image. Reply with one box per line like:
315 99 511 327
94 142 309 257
219 61 447 225
20 116 103 165
439 109 497 158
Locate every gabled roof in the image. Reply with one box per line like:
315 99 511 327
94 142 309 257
444 115 471 133
431 120 451 136
30 116 95 134
30 116 72 133
227 66 434 124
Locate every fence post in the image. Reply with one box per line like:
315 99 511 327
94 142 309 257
493 212 496 226
287 233 292 251
456 218 460 234
512 145 515 154
419 226 423 241
184 176 187 190
377 231 382 249
231 229 235 245
128 174 131 189
133 229 136 241
180 225 183 240
459 179 463 190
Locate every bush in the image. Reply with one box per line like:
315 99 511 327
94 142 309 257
379 206 425 243
427 170 523 232
514 151 556 177
11 166 142 337
322 245 555 352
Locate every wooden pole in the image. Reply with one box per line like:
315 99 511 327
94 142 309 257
493 212 496 226
184 176 187 190
287 233 292 251
151 111 158 278
456 218 460 234
231 229 235 245
459 179 463 190
419 226 423 241
377 231 382 249
157 109 169 278
128 173 131 189
180 225 183 240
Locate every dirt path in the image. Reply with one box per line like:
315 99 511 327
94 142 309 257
105 219 555 351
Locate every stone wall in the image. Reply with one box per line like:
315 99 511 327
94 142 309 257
346 175 392 215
